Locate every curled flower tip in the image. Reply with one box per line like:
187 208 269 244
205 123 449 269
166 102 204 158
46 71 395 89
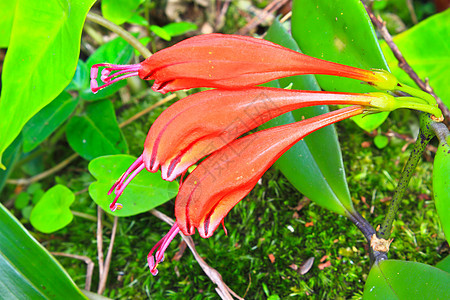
109 202 123 212
108 155 145 212
147 223 180 276
90 63 141 94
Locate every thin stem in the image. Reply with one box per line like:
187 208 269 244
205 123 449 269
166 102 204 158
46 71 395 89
71 210 113 229
430 122 450 144
96 207 104 285
363 3 450 121
6 153 79 185
378 114 435 239
98 216 119 294
347 211 376 243
51 252 94 291
86 12 152 59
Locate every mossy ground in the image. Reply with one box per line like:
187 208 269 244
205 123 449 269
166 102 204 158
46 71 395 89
26 98 446 299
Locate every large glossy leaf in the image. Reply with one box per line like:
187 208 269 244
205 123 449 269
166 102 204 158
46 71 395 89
89 155 179 217
82 36 135 101
0 203 87 299
23 91 79 152
380 9 450 108
0 0 96 168
66 100 128 160
291 0 390 131
363 260 450 299
101 0 142 25
433 133 450 244
436 255 450 273
0 0 17 47
30 185 75 233
262 19 354 215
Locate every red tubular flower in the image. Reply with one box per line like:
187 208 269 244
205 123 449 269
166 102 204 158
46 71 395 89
91 34 396 94
147 105 365 275
107 88 387 211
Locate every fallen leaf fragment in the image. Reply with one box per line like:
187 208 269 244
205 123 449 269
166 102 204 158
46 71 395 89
268 254 275 263
299 257 315 275
318 261 331 270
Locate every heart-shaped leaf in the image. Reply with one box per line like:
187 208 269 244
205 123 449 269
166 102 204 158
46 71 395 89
66 60 89 92
66 100 128 160
30 185 75 233
291 0 390 131
23 91 79 152
89 155 179 217
0 203 86 299
0 0 96 168
363 260 450 299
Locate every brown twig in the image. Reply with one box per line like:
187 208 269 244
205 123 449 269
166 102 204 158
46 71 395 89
51 252 94 291
238 0 289 35
98 216 119 294
363 2 450 121
149 209 244 300
216 0 231 30
97 207 105 284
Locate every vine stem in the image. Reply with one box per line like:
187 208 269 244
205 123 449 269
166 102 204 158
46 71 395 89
86 12 152 58
377 114 435 239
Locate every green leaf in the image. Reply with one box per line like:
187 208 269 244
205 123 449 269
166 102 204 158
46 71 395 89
66 100 128 160
150 25 172 41
101 0 142 25
0 0 96 168
380 9 450 108
0 203 87 299
363 260 450 299
263 19 354 215
88 155 179 217
82 36 135 101
23 91 78 152
66 60 89 92
291 0 390 131
436 255 450 273
0 0 17 47
30 185 75 233
374 135 389 149
162 22 198 37
433 133 450 244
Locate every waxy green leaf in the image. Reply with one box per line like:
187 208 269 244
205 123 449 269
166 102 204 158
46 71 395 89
363 260 450 299
23 91 79 152
433 133 450 244
66 100 128 160
0 203 87 299
0 136 22 194
0 0 96 168
30 185 75 233
101 0 142 25
89 155 178 217
380 9 450 108
0 0 17 47
291 0 390 131
263 19 354 215
82 36 135 101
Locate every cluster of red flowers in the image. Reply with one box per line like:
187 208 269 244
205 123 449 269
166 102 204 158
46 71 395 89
91 34 401 275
